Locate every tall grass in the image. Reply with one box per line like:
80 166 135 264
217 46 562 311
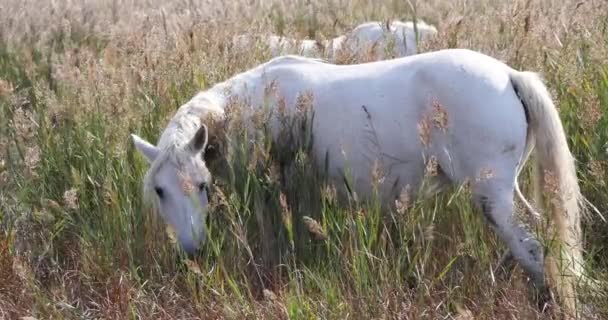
0 0 607 318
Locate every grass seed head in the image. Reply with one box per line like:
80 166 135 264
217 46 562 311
431 99 448 131
418 114 432 147
302 216 327 241
63 188 79 210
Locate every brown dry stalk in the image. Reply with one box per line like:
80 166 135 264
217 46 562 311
302 216 327 241
476 168 495 182
417 114 431 146
0 78 14 97
178 170 195 194
425 156 438 177
588 160 605 186
395 184 412 216
431 99 449 131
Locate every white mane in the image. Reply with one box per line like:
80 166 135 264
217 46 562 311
143 54 322 199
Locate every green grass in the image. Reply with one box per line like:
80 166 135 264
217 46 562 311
0 0 607 319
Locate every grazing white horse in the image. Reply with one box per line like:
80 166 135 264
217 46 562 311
131 48 590 314
230 20 437 60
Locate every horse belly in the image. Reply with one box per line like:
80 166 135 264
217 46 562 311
308 93 426 203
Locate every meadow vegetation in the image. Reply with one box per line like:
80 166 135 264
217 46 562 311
0 0 607 318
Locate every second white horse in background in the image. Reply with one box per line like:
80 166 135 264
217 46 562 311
230 34 326 58
329 20 438 61
230 19 438 61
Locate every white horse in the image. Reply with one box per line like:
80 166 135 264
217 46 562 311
230 33 325 57
131 48 590 314
329 20 438 60
230 20 437 61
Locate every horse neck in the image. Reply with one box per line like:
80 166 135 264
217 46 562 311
157 68 262 151
157 91 226 150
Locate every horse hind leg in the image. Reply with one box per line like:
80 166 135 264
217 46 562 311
494 181 541 278
472 180 551 309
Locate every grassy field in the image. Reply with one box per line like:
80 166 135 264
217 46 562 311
1 0 607 319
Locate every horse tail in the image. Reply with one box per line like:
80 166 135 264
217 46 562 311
509 70 588 314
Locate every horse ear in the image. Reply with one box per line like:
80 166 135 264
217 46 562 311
131 134 159 163
199 118 226 164
189 124 209 153
193 124 223 164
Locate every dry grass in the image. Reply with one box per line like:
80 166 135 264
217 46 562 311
0 0 607 319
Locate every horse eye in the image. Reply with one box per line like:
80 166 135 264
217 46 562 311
198 182 206 192
154 187 164 198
